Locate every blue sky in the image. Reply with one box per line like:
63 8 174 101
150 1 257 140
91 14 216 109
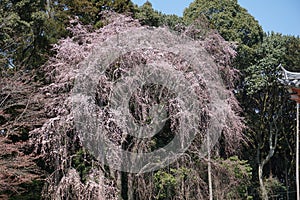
132 0 300 37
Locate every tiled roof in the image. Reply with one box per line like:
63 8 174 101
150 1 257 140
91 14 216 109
279 64 300 87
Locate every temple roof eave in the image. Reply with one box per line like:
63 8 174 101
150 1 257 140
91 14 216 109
279 64 300 88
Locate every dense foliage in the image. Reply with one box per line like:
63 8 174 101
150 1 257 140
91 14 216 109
183 0 300 199
1 0 300 199
0 0 137 70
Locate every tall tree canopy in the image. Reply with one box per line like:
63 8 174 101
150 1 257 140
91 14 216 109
0 0 137 70
134 1 161 27
284 35 300 71
0 0 61 69
184 0 300 198
183 0 263 47
183 0 263 70
1 0 300 199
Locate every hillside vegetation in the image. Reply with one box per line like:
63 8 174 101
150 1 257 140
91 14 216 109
0 0 300 199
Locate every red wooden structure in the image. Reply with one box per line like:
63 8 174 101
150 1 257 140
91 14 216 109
290 88 300 103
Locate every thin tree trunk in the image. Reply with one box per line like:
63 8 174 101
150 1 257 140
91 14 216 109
285 151 290 200
46 0 52 18
258 162 268 200
127 173 134 200
258 122 278 200
207 131 213 200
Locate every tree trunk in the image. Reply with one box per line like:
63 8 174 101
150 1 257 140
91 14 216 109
207 131 213 200
257 132 278 199
258 163 268 200
127 173 134 200
257 106 279 200
285 151 290 200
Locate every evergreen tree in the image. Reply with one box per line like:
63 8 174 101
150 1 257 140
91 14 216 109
0 0 137 70
242 32 294 199
134 1 161 27
184 0 299 198
183 0 263 70
0 0 68 69
284 35 300 71
184 0 263 46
